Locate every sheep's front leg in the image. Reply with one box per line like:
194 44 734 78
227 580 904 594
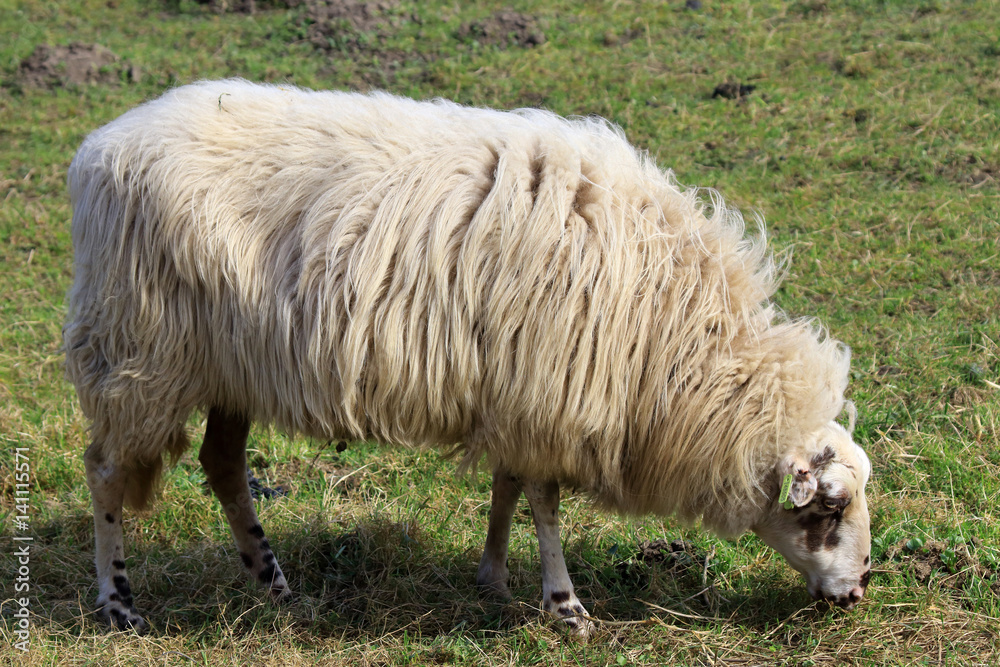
198 408 291 601
476 469 522 598
522 479 593 638
85 445 148 633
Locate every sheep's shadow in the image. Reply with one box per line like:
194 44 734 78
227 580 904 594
28 510 822 641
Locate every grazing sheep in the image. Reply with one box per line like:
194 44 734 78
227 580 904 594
65 79 871 637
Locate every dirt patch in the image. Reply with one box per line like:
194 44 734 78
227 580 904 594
458 11 546 49
247 468 288 499
886 538 991 590
794 0 829 16
307 0 400 33
299 0 430 88
845 107 871 126
711 81 756 100
613 539 704 591
637 539 701 569
937 154 997 188
17 43 137 88
601 25 644 47
303 0 401 49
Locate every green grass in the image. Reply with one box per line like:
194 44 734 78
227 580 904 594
2 0 999 663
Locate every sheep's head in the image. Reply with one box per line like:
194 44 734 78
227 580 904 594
752 417 871 610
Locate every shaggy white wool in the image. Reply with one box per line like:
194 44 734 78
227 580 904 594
65 79 850 533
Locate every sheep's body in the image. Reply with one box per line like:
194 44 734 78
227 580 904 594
66 80 867 635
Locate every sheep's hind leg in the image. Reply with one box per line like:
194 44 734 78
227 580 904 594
85 445 148 633
198 408 291 601
476 469 522 599
522 479 594 639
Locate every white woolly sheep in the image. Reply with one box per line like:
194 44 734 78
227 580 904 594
65 79 872 637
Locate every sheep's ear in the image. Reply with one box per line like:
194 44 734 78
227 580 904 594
777 455 818 508
842 400 857 435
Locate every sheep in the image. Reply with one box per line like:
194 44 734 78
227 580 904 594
65 79 872 637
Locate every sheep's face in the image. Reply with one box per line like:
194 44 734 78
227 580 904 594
753 422 872 610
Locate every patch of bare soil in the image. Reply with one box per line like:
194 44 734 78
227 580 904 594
637 539 701 569
303 0 401 49
937 154 998 188
17 43 137 88
886 538 992 590
601 25 644 47
299 0 428 88
458 11 546 49
614 539 704 591
247 468 288 499
711 81 756 100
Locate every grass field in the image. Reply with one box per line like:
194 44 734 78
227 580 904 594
2 0 999 664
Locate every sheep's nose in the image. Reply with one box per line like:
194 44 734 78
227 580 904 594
815 584 865 609
832 586 864 610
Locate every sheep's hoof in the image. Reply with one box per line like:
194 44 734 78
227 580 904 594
547 600 594 640
475 565 513 600
476 578 513 601
556 610 594 641
96 599 149 634
564 616 595 641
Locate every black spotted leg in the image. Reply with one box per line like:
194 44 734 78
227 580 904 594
85 444 149 633
522 479 594 638
476 469 522 599
198 408 291 601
